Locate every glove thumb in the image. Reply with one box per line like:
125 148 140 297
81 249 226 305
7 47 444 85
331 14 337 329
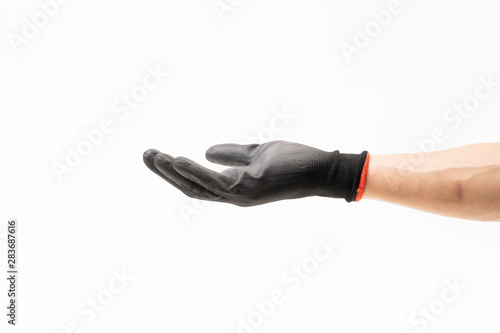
205 143 259 166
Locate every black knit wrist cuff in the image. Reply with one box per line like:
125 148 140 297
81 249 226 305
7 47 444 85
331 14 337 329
338 150 369 202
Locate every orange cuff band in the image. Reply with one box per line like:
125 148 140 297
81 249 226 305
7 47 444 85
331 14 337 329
355 152 370 202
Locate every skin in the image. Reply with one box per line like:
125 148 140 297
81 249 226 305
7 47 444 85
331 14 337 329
363 142 500 221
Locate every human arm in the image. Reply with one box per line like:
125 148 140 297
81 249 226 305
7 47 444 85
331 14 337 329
143 141 500 221
363 142 500 221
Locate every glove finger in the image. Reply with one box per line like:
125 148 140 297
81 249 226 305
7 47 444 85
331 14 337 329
144 149 199 199
173 156 233 195
154 153 222 200
143 149 174 181
205 143 259 166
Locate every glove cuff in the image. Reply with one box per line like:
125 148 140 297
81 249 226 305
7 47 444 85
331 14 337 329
342 150 369 202
326 150 369 202
355 152 370 202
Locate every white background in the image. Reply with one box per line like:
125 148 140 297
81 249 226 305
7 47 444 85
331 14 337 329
1 0 500 332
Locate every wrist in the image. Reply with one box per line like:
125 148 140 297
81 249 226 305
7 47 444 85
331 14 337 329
355 152 370 202
321 150 368 202
362 154 409 202
339 151 369 202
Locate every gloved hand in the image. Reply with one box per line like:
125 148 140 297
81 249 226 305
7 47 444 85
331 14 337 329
143 140 369 207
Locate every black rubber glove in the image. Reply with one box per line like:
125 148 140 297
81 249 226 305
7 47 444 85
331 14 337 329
143 140 368 207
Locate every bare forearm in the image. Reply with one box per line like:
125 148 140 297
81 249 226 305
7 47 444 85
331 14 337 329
363 143 500 221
